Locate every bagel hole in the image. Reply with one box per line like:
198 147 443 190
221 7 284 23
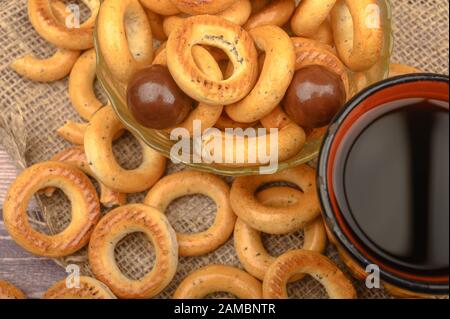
204 292 238 299
112 132 143 170
59 0 96 25
114 232 155 280
36 189 72 235
165 194 216 233
192 45 232 80
286 275 329 299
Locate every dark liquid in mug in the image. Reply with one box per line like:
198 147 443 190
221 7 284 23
334 98 449 276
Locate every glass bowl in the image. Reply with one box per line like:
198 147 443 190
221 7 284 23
94 0 393 176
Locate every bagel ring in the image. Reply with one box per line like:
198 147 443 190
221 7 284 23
84 106 166 193
69 49 102 120
0 281 26 299
230 165 320 234
234 187 327 281
97 0 153 82
291 0 337 37
44 276 116 299
225 25 295 123
155 46 223 136
172 0 240 15
144 171 236 256
263 250 357 299
243 0 295 30
11 1 80 82
199 106 305 167
88 204 178 299
331 0 383 71
43 146 126 208
166 15 258 105
28 0 100 50
173 265 262 299
293 38 350 100
3 161 101 257
140 0 180 15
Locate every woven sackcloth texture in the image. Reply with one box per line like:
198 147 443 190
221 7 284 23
0 0 448 299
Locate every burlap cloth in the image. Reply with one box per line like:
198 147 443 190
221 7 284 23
0 0 448 299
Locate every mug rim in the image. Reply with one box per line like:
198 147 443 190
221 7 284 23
317 73 449 295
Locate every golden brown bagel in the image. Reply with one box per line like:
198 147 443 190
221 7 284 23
84 106 166 193
331 0 383 71
56 120 88 145
44 276 117 299
310 20 334 46
217 0 252 25
140 0 180 15
156 46 223 136
291 0 337 37
97 0 153 82
173 265 262 299
225 25 295 123
244 0 295 30
172 0 240 15
166 15 258 105
44 146 126 208
89 204 178 299
234 187 327 281
10 49 80 82
263 250 357 299
68 49 102 120
199 105 305 168
144 171 236 256
27 0 99 50
3 161 101 257
145 9 167 41
230 165 320 234
0 281 26 299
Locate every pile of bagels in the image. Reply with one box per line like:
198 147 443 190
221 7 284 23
2 0 420 299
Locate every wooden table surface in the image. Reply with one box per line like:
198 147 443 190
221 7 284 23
0 146 66 299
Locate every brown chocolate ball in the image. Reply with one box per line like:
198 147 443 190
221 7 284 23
127 65 192 129
282 65 346 128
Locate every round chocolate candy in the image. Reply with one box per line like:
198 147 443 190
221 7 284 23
283 65 346 128
126 65 192 129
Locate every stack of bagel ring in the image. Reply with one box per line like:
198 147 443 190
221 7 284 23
3 0 422 299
